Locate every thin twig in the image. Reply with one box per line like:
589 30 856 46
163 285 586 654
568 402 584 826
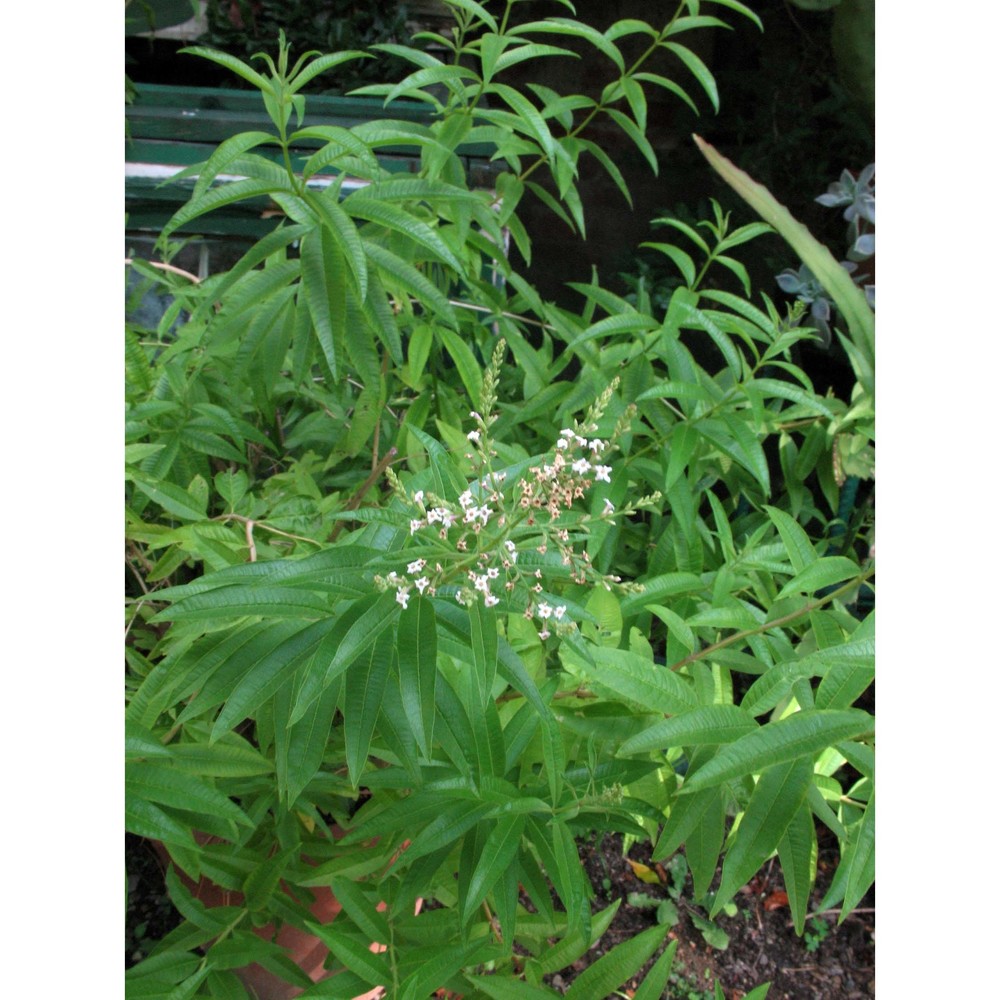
245 519 257 562
124 599 145 642
445 298 556 332
213 513 323 549
667 569 875 672
125 552 150 595
803 906 875 922
329 447 399 542
124 258 202 284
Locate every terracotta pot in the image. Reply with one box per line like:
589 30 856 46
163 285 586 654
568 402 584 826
152 837 418 1000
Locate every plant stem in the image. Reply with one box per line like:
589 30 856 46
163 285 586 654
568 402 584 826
517 1 688 187
667 567 875 672
329 446 399 541
212 513 323 548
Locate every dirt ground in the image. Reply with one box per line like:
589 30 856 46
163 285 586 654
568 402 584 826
562 830 874 999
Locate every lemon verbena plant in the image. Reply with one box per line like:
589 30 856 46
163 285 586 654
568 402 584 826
126 2 872 997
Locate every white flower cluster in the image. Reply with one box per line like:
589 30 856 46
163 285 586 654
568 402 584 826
377 413 629 640
517 427 615 522
376 353 655 642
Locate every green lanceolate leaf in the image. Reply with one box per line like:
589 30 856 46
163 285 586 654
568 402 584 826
400 940 501 1000
125 720 173 761
461 813 527 924
680 709 874 793
289 592 400 725
620 572 704 615
126 760 251 827
579 646 697 714
307 922 390 988
620 705 758 755
777 800 817 935
663 42 719 112
764 504 818 574
308 191 368 301
274 668 342 807
712 757 813 914
179 46 274 93
403 800 497 863
343 193 463 271
211 619 336 740
837 792 875 921
344 629 396 787
397 597 437 757
632 939 680 1000
155 585 333 622
527 815 588 938
363 240 456 324
329 877 390 946
288 50 371 92
775 557 862 600
167 738 273 777
125 796 196 848
686 787 726 899
130 471 207 521
242 847 296 911
438 328 484 411
162 178 294 241
563 924 669 999
740 639 873 717
465 975 559 999
468 599 499 709
192 131 278 201
815 655 875 710
300 226 346 379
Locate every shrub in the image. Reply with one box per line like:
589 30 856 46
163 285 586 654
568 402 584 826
126 2 874 996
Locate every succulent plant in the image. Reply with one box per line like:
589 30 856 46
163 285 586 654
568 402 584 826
775 163 874 347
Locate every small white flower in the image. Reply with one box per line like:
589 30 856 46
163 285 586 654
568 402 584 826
487 567 500 580
484 593 500 607
537 602 553 619
459 490 474 509
504 539 517 563
415 577 430 593
560 427 575 439
554 605 567 620
469 410 482 421
594 465 612 483
572 457 592 475
556 437 570 450
538 627 551 640
413 490 425 505
589 439 606 454
407 559 426 575
603 499 615 514
396 588 410 609
467 430 481 445
410 519 424 535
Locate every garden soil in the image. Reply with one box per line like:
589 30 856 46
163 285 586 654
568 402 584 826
126 830 873 997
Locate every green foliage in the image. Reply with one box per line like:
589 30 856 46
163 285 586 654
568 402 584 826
126 2 873 996
201 0 412 94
